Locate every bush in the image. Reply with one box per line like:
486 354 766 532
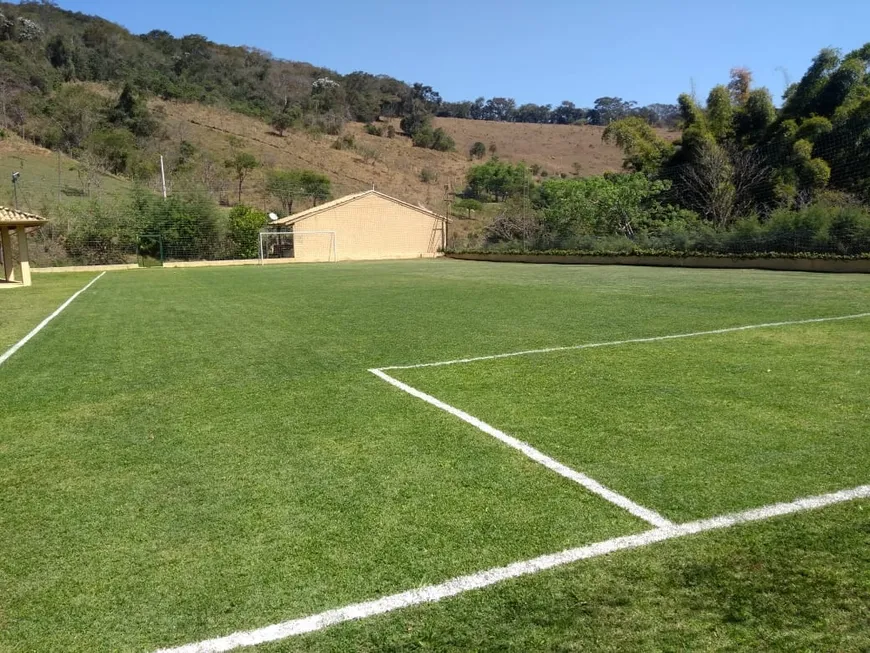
430 127 455 152
420 168 437 183
331 133 355 150
364 123 383 136
226 205 267 259
470 141 486 159
386 125 396 139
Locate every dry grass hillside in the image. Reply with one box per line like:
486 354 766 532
1 87 676 220
434 118 675 178
156 101 676 214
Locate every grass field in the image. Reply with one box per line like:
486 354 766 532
1 260 868 652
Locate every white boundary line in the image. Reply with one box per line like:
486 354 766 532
370 368 673 528
155 484 870 653
380 312 870 370
0 271 106 368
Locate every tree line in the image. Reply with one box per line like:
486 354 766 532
0 0 677 161
456 46 870 257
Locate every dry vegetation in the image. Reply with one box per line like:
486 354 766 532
435 117 676 178
155 100 675 213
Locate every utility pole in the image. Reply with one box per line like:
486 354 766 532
160 155 167 199
57 151 62 208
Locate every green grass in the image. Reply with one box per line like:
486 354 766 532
393 322 870 521
0 150 131 217
0 260 868 651
0 271 101 351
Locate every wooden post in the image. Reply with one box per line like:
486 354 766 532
16 226 31 286
0 226 14 282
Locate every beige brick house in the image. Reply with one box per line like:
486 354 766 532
271 190 447 262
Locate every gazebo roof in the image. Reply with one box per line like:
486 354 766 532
0 206 47 226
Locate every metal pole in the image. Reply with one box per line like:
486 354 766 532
160 155 167 199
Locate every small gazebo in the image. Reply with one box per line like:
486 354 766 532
0 207 47 288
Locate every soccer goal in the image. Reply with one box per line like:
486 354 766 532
259 230 337 264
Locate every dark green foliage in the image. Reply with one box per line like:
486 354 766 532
270 111 294 136
469 141 486 159
107 83 158 138
298 169 331 205
226 205 267 259
363 123 383 136
466 159 531 201
453 198 483 218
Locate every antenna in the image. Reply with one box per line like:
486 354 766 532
268 212 279 222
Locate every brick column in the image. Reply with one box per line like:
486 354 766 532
16 226 31 286
0 226 14 282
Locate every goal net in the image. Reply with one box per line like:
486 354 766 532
259 230 337 264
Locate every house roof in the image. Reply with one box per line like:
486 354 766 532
0 207 48 226
273 190 448 226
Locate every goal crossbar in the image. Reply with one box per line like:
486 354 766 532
259 230 337 264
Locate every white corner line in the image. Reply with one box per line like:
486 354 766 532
369 368 673 529
153 484 870 653
378 312 870 371
0 271 106 368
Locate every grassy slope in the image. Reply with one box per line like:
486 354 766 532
0 135 132 216
0 261 867 651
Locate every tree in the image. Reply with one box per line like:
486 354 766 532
271 111 293 136
226 205 267 258
706 85 735 143
466 159 531 201
678 144 771 226
728 68 753 105
603 117 674 173
224 151 259 203
469 141 486 159
108 83 158 138
299 170 331 205
589 97 636 125
265 169 303 214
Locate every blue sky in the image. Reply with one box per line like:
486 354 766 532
21 0 870 107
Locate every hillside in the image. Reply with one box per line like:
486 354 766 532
155 100 665 209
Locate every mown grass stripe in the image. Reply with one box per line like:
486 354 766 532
379 312 870 370
0 271 105 368
154 484 870 653
370 368 674 528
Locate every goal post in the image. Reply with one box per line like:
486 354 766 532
258 230 337 264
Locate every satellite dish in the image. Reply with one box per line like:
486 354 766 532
268 212 279 221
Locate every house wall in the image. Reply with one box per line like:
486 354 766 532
292 194 445 262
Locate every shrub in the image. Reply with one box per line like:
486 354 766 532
430 127 455 152
386 125 396 139
357 145 381 164
420 168 437 183
226 205 267 259
364 123 383 136
470 141 486 159
331 134 355 150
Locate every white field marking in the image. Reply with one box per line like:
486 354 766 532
154 484 870 653
369 368 673 528
0 271 106 368
379 312 870 371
